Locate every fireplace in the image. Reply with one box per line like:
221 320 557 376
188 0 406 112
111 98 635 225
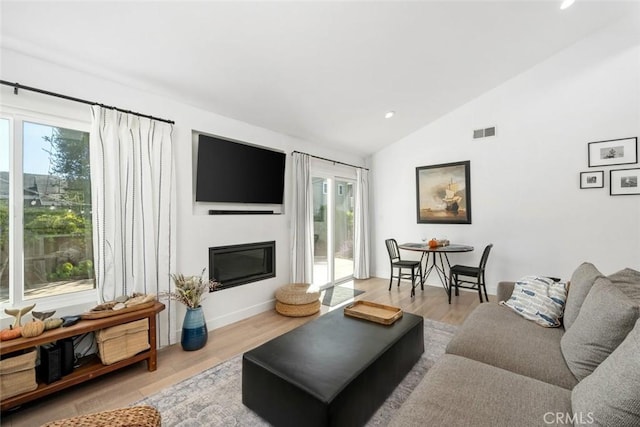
209 241 275 290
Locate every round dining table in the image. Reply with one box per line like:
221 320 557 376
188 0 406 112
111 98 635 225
398 243 474 293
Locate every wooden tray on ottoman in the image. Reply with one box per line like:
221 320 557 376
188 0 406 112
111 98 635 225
344 300 403 325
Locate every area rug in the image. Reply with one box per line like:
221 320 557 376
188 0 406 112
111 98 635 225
133 318 457 427
321 285 365 307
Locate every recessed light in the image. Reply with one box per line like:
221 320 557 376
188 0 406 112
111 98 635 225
385 111 395 119
560 0 575 10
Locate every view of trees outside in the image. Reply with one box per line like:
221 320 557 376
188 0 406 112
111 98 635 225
0 120 95 303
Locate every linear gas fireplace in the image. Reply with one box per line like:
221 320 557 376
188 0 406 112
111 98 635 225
209 241 275 291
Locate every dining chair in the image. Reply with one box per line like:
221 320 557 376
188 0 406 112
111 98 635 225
385 238 423 296
448 244 493 304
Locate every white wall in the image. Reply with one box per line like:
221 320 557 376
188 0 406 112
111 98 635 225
3 12 639 333
0 48 366 336
371 16 640 295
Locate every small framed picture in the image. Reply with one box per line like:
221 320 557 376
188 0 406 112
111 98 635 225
588 137 637 167
580 171 604 189
610 168 640 196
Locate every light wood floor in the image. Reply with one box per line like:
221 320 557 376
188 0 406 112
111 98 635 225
2 277 486 426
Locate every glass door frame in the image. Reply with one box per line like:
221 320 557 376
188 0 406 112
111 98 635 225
332 177 355 285
311 169 355 290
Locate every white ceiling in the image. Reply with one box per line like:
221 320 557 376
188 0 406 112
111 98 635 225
1 1 638 156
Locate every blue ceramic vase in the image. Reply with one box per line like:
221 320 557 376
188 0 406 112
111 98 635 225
181 306 208 351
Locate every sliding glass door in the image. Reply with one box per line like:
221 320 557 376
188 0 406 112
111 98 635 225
312 176 354 288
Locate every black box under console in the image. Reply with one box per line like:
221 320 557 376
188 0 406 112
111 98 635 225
59 337 75 375
38 343 62 384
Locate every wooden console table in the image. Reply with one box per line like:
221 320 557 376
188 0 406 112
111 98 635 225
0 301 165 411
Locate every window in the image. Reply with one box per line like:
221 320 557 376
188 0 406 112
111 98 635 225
0 111 95 307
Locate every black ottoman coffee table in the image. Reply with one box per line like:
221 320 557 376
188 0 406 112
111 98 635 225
242 307 424 427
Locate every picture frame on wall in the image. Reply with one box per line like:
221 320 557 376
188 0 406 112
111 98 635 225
580 171 604 189
588 137 638 167
610 168 640 196
416 160 471 224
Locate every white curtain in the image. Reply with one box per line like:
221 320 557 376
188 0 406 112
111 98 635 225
354 168 370 279
90 106 176 347
290 152 314 283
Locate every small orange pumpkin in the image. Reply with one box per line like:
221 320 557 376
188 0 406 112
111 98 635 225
0 325 22 341
428 238 438 249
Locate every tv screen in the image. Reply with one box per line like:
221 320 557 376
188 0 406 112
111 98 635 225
196 134 286 204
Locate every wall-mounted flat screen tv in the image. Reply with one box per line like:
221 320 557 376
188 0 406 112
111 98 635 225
196 134 286 204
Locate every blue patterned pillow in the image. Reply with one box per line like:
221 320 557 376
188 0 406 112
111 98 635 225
502 276 568 327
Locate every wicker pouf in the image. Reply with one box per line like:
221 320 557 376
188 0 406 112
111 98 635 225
276 300 321 317
41 405 161 427
275 283 321 317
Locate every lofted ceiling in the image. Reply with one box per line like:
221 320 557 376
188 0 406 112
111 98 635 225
1 1 638 156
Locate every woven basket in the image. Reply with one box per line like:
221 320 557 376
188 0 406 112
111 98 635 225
42 405 161 427
275 283 320 305
96 318 150 365
0 347 38 399
276 300 321 317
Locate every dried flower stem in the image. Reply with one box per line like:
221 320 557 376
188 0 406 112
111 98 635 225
161 268 218 309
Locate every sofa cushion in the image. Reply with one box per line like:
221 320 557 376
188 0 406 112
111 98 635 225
572 318 640 426
446 303 577 389
502 276 567 327
496 281 516 302
608 268 640 301
389 354 572 427
563 262 603 330
560 277 639 381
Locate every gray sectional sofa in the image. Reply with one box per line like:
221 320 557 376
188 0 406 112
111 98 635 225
390 263 640 427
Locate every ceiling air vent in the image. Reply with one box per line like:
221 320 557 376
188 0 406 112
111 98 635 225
473 126 497 140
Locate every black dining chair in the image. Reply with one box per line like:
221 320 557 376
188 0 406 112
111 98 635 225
385 239 423 297
448 244 493 304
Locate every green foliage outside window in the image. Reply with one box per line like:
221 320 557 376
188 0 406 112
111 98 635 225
25 126 93 289
25 210 88 235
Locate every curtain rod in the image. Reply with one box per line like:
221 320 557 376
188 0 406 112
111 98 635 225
0 80 175 125
292 151 369 171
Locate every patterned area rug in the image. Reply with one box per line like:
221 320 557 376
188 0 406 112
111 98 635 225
134 318 457 426
321 285 365 307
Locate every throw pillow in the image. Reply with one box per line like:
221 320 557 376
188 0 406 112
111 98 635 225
572 318 640 426
560 277 639 381
563 262 603 331
501 276 567 327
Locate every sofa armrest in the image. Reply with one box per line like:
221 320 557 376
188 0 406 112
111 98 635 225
496 281 515 302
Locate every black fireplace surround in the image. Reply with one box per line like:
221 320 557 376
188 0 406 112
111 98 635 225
209 241 275 291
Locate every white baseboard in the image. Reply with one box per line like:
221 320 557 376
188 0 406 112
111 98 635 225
165 299 277 346
205 299 276 331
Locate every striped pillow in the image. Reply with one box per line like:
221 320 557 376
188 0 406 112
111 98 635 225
501 276 567 327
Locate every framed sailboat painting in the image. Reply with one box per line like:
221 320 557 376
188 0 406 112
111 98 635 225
416 161 471 224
